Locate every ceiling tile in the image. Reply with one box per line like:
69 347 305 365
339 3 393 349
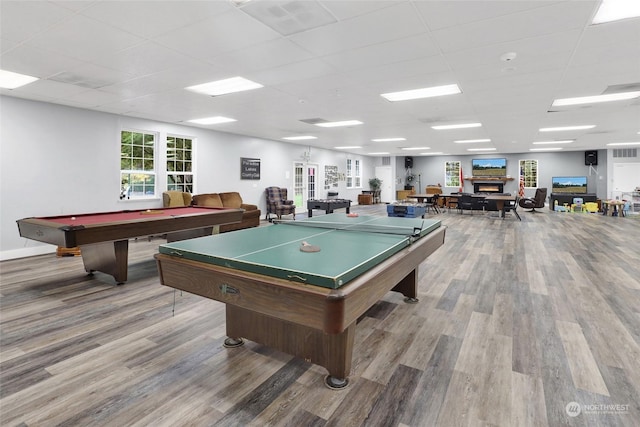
26 14 145 62
288 2 426 56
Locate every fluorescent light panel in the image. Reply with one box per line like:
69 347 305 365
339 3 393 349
592 0 640 24
315 120 363 128
372 137 406 142
539 125 595 132
606 142 640 146
188 116 236 125
552 91 640 106
334 146 361 149
432 122 482 130
0 69 39 89
530 147 564 151
467 148 496 151
532 140 574 145
283 136 317 141
381 84 461 102
368 152 390 155
401 147 430 150
186 76 263 96
454 139 490 143
420 152 444 155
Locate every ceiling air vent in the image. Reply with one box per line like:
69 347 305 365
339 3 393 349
613 148 638 158
237 0 337 36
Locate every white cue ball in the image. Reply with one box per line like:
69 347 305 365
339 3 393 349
71 217 76 220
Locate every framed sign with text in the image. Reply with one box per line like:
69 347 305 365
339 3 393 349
240 157 261 180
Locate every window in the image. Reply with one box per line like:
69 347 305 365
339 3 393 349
167 136 194 192
346 158 361 188
120 130 156 199
519 159 538 188
445 161 461 187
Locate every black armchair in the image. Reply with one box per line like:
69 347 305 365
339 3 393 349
519 188 547 213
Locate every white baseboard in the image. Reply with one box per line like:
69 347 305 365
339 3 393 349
0 245 56 261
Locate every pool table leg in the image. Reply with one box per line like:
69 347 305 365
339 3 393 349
391 269 419 303
79 240 129 284
225 305 355 388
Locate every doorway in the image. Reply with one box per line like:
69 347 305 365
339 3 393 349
374 166 393 203
293 162 318 213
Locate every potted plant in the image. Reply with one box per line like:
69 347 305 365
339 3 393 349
369 177 382 191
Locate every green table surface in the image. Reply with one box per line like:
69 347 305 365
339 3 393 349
159 213 441 289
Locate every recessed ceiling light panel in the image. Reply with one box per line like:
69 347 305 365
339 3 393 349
188 116 236 125
372 138 406 142
0 69 39 89
186 76 263 96
539 125 596 132
315 120 363 128
432 123 482 130
532 140 574 145
381 84 461 102
592 0 640 24
552 91 640 106
454 139 491 143
283 135 317 141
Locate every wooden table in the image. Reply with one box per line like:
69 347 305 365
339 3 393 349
483 195 516 218
602 200 627 217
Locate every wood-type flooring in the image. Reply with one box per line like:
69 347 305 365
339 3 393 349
1 205 639 426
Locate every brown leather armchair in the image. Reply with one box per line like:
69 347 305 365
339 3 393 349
162 191 192 207
519 188 547 212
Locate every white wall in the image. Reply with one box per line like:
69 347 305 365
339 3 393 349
407 151 609 199
0 96 374 260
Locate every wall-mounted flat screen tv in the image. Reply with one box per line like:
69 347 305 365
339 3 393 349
552 176 587 194
471 158 507 177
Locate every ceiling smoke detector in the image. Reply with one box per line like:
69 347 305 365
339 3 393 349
500 52 517 62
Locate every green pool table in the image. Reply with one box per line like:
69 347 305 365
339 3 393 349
155 213 446 388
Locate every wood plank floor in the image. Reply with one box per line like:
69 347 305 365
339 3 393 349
1 206 639 426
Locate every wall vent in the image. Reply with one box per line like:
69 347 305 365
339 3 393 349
613 148 638 158
382 156 391 166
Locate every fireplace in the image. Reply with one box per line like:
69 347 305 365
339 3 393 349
474 182 504 193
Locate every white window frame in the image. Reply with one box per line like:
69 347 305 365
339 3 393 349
346 158 362 188
166 134 195 193
519 159 539 188
445 161 461 187
120 129 157 200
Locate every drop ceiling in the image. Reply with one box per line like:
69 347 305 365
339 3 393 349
1 0 639 156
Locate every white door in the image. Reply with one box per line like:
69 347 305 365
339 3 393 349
293 162 318 212
375 166 393 203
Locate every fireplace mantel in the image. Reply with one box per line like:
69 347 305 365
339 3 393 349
467 177 514 183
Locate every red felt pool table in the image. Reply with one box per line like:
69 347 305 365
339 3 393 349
17 207 244 284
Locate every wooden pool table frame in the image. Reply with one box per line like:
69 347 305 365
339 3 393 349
17 207 244 284
155 225 446 389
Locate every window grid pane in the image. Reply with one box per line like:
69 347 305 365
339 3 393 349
121 130 156 199
445 161 460 187
519 159 538 188
166 136 194 193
